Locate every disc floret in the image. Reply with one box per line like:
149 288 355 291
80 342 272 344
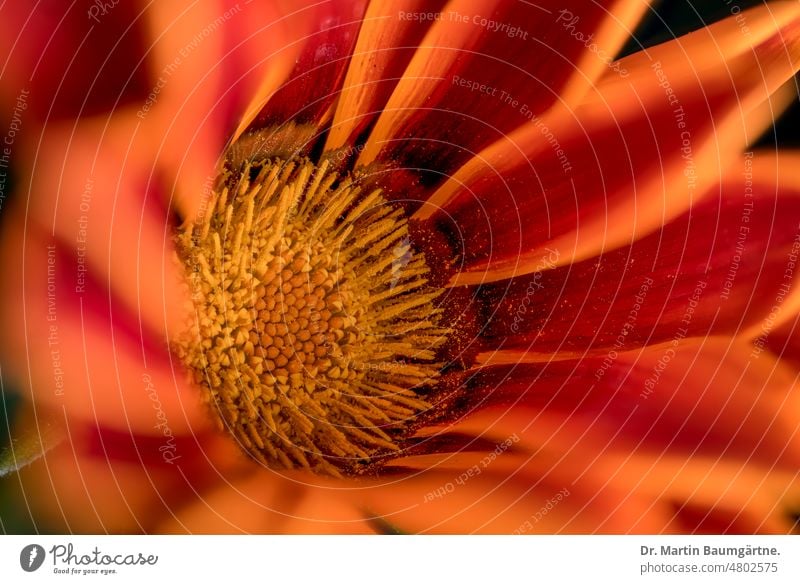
175 157 448 476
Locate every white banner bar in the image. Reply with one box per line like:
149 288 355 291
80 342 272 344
1 535 798 583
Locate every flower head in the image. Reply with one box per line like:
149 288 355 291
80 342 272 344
175 155 448 475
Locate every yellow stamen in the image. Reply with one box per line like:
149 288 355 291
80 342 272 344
175 155 447 476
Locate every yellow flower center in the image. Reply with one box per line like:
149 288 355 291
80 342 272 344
175 154 447 476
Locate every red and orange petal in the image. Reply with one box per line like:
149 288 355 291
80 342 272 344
413 339 800 533
471 150 800 361
357 0 650 176
143 0 302 224
416 2 800 283
12 422 679 534
0 2 151 120
14 425 247 533
245 0 370 129
246 0 650 193
0 219 206 436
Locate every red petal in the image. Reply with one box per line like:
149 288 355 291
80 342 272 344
475 152 800 357
141 1 301 223
416 340 800 532
0 2 151 120
418 3 800 284
17 425 244 533
325 0 449 153
358 0 647 179
248 0 370 129
0 220 207 435
18 118 189 346
468 341 800 468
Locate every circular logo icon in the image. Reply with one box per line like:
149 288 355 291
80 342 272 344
20 544 46 572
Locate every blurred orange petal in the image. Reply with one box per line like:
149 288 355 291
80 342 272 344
0 220 206 435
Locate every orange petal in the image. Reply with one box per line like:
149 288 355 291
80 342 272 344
141 1 302 223
0 219 207 435
415 339 800 532
357 0 648 180
19 117 189 350
351 454 671 533
470 150 800 357
418 2 800 285
324 0 446 153
356 0 507 167
17 426 245 533
155 471 375 534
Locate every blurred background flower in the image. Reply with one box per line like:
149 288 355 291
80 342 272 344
1 0 799 533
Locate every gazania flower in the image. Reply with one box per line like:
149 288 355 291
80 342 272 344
1 0 800 534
